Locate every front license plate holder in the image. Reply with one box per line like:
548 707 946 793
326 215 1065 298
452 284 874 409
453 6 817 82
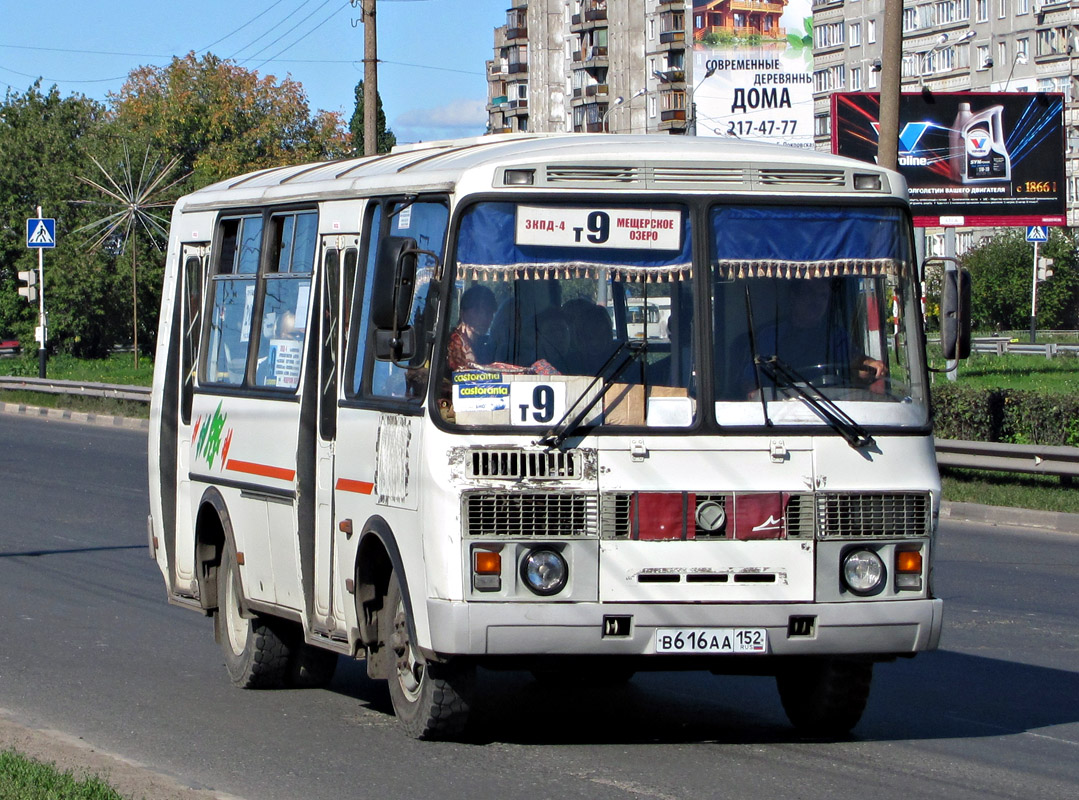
654 627 768 654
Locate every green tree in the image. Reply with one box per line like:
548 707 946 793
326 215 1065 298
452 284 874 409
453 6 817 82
349 80 397 155
0 82 129 356
109 52 349 189
960 228 1079 331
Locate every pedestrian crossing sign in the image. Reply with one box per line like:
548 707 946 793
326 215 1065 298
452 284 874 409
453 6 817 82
26 217 56 248
1026 226 1049 243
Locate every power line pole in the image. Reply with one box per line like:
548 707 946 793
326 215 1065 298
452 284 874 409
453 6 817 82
362 0 378 156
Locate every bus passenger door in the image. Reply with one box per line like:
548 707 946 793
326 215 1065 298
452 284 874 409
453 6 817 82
175 243 208 593
313 237 356 635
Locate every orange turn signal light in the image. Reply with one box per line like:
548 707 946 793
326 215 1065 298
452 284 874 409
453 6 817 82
474 551 502 575
896 550 923 574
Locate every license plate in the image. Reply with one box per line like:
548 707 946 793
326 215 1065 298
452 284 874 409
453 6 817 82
654 628 768 654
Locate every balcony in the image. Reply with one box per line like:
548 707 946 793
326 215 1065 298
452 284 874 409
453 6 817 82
506 25 528 40
660 29 686 45
508 61 529 74
491 95 508 106
585 83 609 96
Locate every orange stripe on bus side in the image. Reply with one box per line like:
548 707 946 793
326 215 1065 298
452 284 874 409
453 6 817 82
225 459 296 482
336 478 374 495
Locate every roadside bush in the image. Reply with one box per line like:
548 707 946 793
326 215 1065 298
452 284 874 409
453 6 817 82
932 383 1079 446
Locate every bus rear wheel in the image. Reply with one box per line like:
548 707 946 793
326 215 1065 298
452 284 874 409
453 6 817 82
776 658 873 737
383 571 473 739
215 542 291 689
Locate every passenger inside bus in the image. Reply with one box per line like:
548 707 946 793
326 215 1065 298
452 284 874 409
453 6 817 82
447 285 497 371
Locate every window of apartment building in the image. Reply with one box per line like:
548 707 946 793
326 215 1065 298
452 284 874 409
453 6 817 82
976 44 991 69
867 19 877 43
850 66 863 90
976 0 988 20
814 21 845 49
1038 76 1071 100
902 53 919 79
814 114 832 138
997 0 1006 19
849 22 862 46
813 64 846 93
1037 27 1068 57
903 8 918 31
998 41 1007 66
918 4 937 28
1017 0 1029 13
1016 38 1029 60
868 65 878 89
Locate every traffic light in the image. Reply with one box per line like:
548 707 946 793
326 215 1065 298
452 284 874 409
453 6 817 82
17 270 37 303
1037 257 1054 282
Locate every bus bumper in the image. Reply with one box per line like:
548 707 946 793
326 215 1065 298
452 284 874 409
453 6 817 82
425 597 943 658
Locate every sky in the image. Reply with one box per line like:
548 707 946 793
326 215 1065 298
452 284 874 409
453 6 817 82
0 0 507 144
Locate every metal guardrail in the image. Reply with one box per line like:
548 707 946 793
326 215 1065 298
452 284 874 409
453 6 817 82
0 376 151 403
970 338 1079 358
2 378 1077 479
935 438 1079 478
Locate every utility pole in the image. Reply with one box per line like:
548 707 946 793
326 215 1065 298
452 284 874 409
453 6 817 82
362 0 378 156
877 0 903 170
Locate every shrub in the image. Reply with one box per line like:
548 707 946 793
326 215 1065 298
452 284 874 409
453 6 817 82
932 384 1079 446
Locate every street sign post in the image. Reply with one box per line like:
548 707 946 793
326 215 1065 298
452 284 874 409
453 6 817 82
1026 227 1049 343
25 210 52 377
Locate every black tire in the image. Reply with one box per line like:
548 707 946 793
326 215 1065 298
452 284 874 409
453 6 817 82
776 658 873 737
289 644 338 689
383 570 474 740
214 543 292 689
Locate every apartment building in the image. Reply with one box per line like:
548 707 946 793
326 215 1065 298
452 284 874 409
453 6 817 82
486 0 691 135
811 0 1078 228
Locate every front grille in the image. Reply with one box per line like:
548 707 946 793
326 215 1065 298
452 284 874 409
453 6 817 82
464 492 598 537
467 449 582 480
815 492 931 539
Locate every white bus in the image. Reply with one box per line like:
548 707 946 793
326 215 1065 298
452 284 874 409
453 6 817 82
149 134 944 740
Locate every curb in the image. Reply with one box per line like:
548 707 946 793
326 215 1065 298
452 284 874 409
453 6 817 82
941 500 1079 535
0 401 149 431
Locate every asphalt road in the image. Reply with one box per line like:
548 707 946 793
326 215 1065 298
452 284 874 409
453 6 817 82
1 414 1077 800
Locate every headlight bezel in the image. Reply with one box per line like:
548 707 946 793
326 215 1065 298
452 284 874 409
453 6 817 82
841 547 887 596
520 547 568 596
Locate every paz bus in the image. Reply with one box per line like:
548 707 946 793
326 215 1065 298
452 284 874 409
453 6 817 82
148 133 947 740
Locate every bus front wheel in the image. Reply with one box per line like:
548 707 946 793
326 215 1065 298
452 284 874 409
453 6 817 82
215 542 291 689
383 571 474 739
776 658 872 737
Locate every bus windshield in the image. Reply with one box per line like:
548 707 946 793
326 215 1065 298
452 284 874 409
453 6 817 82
436 200 926 433
438 200 696 429
711 205 927 429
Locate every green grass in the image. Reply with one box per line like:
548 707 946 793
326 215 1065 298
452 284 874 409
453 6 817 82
937 352 1079 393
940 467 1079 514
0 389 149 419
0 749 127 800
0 353 153 387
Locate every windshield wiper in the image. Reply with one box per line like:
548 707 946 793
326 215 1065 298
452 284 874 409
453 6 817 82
755 355 875 450
536 339 649 450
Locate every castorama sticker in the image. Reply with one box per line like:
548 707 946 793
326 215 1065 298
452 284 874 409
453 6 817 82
690 0 815 148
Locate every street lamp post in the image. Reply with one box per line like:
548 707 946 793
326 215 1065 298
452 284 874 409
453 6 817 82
602 96 625 132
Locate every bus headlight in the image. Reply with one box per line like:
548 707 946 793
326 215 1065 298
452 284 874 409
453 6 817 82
841 549 886 595
520 548 568 596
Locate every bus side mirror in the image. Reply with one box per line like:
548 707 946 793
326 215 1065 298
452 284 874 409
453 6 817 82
940 267 971 360
372 236 419 361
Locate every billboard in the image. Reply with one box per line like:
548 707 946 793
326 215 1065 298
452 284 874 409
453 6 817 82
832 92 1066 227
690 0 815 148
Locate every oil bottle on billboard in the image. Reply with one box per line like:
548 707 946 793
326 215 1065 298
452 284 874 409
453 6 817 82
949 102 1011 183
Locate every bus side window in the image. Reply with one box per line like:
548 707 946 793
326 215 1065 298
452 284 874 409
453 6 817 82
254 212 317 391
203 216 262 386
181 250 206 423
351 199 447 401
347 203 383 399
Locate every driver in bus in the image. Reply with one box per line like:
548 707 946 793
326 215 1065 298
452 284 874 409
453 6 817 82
741 278 886 396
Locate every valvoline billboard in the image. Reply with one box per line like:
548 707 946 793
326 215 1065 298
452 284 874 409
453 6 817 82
832 92 1066 228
